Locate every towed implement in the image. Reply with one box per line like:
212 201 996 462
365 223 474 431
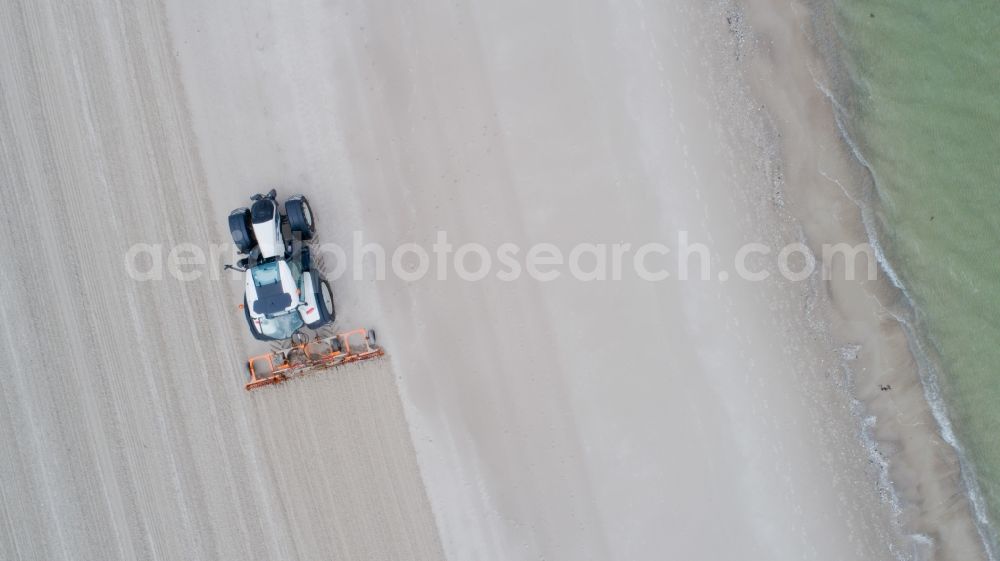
245 328 384 390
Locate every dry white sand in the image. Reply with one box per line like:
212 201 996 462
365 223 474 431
1 0 980 560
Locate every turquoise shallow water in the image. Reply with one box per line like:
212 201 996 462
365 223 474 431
828 0 1000 549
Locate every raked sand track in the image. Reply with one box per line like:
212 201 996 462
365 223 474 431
0 2 443 560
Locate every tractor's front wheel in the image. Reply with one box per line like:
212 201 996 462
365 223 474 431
228 208 255 254
285 195 315 240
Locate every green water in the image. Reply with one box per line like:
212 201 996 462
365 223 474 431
829 0 1000 546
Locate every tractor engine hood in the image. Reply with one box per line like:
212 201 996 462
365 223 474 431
250 197 283 259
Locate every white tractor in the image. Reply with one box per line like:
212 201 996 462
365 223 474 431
226 190 382 391
227 189 334 341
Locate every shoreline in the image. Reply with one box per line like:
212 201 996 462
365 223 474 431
735 0 994 558
812 3 1000 556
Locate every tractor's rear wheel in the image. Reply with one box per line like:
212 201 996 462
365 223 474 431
285 195 315 240
229 208 255 254
320 280 336 323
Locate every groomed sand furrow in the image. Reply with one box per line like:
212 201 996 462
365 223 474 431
0 1 447 560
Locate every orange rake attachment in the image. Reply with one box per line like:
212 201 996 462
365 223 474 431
245 328 385 391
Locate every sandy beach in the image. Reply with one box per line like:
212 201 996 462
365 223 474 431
0 0 990 560
737 0 992 558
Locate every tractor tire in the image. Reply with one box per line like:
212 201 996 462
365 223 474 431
228 207 256 254
319 279 336 323
285 195 315 240
303 276 335 330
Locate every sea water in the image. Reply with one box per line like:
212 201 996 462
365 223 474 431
826 0 1000 553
